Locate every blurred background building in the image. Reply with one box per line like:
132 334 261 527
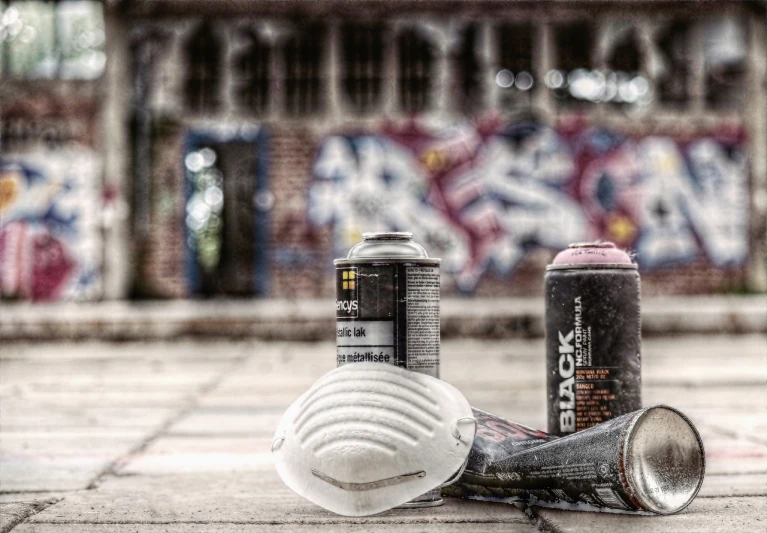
1 0 765 301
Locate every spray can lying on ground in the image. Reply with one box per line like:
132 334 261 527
444 405 705 515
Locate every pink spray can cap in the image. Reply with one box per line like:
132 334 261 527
550 241 635 267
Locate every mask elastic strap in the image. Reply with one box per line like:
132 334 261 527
451 416 477 443
440 455 470 488
271 430 286 452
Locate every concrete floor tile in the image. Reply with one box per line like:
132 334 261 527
119 436 273 475
698 436 767 475
699 473 767 498
2 389 190 409
25 471 529 526
1 498 58 533
0 405 176 431
165 411 279 437
644 385 767 411
14 522 533 532
0 340 251 363
0 430 147 456
694 412 767 445
0 457 110 492
3 336 765 532
0 494 67 504
534 496 766 533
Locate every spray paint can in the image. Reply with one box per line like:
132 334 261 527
545 242 641 437
335 231 441 506
446 405 706 515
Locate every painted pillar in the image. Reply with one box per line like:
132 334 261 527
383 23 398 115
269 23 285 120
480 21 498 112
688 20 706 117
219 21 235 118
327 20 342 119
101 3 132 299
746 11 767 291
433 24 451 115
150 26 187 116
534 21 555 119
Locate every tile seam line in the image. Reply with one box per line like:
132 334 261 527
1 498 60 533
25 519 532 525
85 349 257 490
531 506 563 533
5 350 255 532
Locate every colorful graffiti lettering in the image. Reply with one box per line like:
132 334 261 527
0 149 102 301
308 120 748 291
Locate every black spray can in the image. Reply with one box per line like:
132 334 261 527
545 242 641 437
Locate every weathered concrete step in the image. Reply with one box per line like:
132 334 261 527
1 296 763 341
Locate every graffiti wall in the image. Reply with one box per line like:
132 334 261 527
0 149 102 301
308 120 749 292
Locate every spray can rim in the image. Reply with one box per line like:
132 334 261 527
362 232 414 241
621 405 706 515
568 241 616 249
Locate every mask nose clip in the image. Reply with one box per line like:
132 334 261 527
452 416 477 443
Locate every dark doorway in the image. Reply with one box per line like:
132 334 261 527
201 142 257 296
184 129 270 297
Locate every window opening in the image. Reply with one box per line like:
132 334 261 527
341 22 384 114
234 30 271 115
553 21 595 105
0 0 104 79
656 20 692 106
284 23 325 116
454 22 482 113
703 17 747 110
185 24 221 114
497 22 535 107
606 28 649 106
397 28 434 113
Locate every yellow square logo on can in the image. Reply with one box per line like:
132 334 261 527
337 267 359 318
342 270 356 290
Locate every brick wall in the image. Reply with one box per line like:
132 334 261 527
139 120 187 298
136 120 753 299
268 125 334 298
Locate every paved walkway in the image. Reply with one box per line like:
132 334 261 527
1 335 766 532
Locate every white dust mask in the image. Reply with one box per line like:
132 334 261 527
271 362 476 516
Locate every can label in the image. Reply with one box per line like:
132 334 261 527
444 408 648 513
336 263 439 377
546 268 641 436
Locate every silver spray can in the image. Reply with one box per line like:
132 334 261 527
447 405 706 515
335 232 442 506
